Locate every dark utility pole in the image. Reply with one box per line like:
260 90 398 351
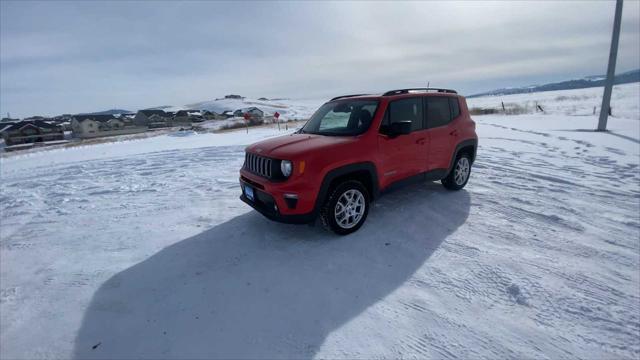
597 0 623 131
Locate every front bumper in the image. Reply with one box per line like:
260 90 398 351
239 177 316 224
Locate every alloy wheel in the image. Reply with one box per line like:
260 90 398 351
334 189 365 229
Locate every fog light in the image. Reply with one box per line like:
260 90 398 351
283 194 298 209
274 203 278 212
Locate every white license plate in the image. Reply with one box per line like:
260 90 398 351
245 186 254 201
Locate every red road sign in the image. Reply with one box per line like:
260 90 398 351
243 113 250 121
274 111 280 119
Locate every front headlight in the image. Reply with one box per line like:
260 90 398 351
280 160 292 177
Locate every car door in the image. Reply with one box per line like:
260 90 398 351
377 97 427 187
425 96 456 171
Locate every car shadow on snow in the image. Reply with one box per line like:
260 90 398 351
73 181 470 359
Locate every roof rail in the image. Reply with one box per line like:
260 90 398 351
383 88 457 96
330 94 371 101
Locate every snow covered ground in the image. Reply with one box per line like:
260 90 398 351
1 84 639 359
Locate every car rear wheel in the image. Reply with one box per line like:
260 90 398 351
320 180 369 235
442 154 471 190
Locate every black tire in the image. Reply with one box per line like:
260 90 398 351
442 153 472 191
320 180 370 235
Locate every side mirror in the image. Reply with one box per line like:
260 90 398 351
390 120 412 136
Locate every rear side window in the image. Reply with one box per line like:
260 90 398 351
380 97 423 134
426 97 452 129
449 97 460 119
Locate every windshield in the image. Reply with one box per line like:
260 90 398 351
301 100 379 136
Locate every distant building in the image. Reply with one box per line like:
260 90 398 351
233 107 264 120
134 110 170 128
221 110 234 119
71 115 146 139
50 114 73 122
201 110 223 120
0 120 64 146
173 110 200 125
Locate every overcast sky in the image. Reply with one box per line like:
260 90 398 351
1 1 639 118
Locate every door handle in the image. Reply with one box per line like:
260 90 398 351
416 137 426 145
449 130 458 136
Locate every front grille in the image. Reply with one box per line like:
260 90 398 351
244 152 273 179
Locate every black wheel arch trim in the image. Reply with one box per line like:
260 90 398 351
313 162 380 215
447 138 478 175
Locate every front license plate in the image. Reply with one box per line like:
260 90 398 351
245 186 254 201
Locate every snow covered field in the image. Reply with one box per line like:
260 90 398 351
468 82 640 119
1 84 639 359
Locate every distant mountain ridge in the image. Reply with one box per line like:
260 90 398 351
79 109 134 115
468 69 640 98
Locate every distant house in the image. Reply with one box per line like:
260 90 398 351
118 114 135 124
134 110 170 128
50 114 73 124
221 110 234 119
172 110 191 126
71 114 146 139
173 110 198 125
201 110 223 120
233 107 264 120
1 117 19 123
0 120 64 146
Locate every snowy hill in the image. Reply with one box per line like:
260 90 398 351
469 68 639 97
1 84 639 359
161 96 322 121
467 82 640 119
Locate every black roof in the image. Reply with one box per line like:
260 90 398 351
330 88 458 101
382 88 457 96
138 109 167 116
330 94 372 101
73 114 117 122
0 120 61 133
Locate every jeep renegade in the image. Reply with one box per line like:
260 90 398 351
239 88 478 235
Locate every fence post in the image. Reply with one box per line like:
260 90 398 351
501 101 505 112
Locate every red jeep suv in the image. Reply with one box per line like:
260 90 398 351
240 88 477 235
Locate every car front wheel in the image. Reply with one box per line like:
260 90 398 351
442 154 471 190
320 180 370 235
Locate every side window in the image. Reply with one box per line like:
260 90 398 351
449 97 460 119
379 98 423 134
426 97 452 129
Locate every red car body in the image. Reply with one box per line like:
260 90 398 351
240 89 478 226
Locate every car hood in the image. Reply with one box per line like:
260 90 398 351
246 133 356 159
